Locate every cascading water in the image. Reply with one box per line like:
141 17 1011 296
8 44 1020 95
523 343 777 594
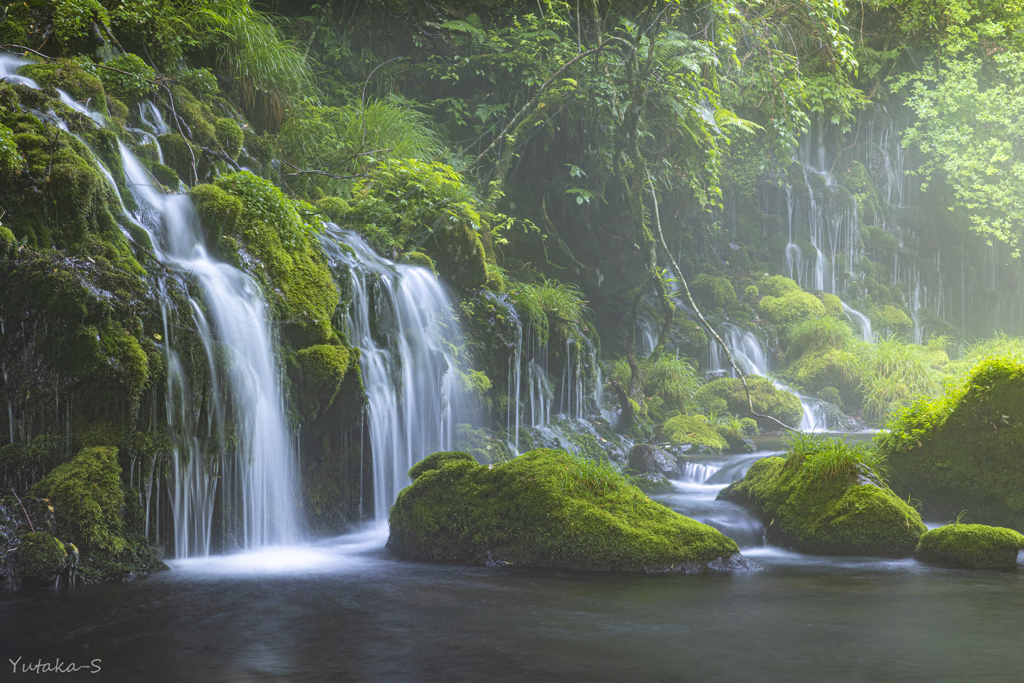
711 324 833 431
320 227 466 521
119 146 298 554
2 54 299 555
842 302 874 342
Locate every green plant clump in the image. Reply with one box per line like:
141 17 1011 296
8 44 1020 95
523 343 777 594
720 437 926 556
389 449 749 572
915 524 1024 570
661 415 728 452
98 53 157 105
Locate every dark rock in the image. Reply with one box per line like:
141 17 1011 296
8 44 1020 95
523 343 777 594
627 444 679 477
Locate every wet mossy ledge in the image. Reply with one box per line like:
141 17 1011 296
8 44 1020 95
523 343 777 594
915 524 1024 570
719 437 926 556
876 357 1024 532
387 449 758 573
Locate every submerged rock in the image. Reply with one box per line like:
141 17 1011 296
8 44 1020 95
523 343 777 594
915 524 1024 570
389 449 757 573
877 358 1024 532
720 439 926 557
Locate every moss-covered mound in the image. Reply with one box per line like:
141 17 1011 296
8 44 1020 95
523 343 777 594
661 415 728 452
720 438 926 556
14 532 68 585
389 449 755 573
915 524 1024 570
31 447 165 582
877 357 1024 531
695 377 803 430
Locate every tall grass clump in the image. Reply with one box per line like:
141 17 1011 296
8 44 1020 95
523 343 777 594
860 336 940 423
186 0 313 130
784 433 885 485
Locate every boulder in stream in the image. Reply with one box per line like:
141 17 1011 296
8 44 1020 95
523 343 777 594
915 524 1024 570
388 449 758 573
719 437 926 556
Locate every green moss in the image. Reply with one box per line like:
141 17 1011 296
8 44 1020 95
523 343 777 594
401 250 436 273
423 220 487 290
758 275 802 298
53 0 110 44
877 356 1024 531
98 53 156 105
453 425 515 464
214 118 243 159
151 162 180 188
820 293 843 317
316 196 350 220
389 449 744 572
745 285 759 300
210 172 338 346
168 85 217 147
22 59 106 112
178 68 219 102
876 305 913 337
662 415 728 452
289 344 350 420
48 147 102 243
158 133 195 184
720 440 926 556
692 274 737 308
32 447 125 554
14 532 67 584
915 524 1024 569
0 122 22 177
760 290 826 326
695 377 803 429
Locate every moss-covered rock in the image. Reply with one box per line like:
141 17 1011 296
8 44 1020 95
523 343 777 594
22 59 106 112
662 415 728 452
31 446 125 553
760 290 826 326
720 441 926 556
692 273 737 308
877 357 1024 531
820 293 844 317
915 524 1024 569
13 532 68 585
695 377 803 430
151 162 180 189
214 118 244 159
289 344 351 421
389 449 753 572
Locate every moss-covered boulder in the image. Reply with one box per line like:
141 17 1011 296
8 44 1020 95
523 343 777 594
760 290 826 326
720 439 926 556
389 449 755 573
31 447 165 581
915 524 1024 570
13 532 68 585
695 377 803 430
289 344 351 421
662 415 728 452
877 357 1024 532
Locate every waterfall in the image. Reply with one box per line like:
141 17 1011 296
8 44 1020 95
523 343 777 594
715 324 831 431
320 228 466 522
1 54 299 554
119 145 299 554
842 302 874 342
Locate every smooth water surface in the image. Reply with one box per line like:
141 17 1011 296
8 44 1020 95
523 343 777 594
2 522 1023 681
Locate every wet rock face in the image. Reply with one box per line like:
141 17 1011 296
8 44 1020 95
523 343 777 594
627 444 679 477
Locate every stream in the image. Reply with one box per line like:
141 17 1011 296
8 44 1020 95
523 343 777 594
2 446 1022 682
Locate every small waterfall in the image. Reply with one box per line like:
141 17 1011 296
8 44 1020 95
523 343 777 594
321 228 466 521
717 324 830 431
842 302 874 342
2 53 298 555
119 146 299 554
